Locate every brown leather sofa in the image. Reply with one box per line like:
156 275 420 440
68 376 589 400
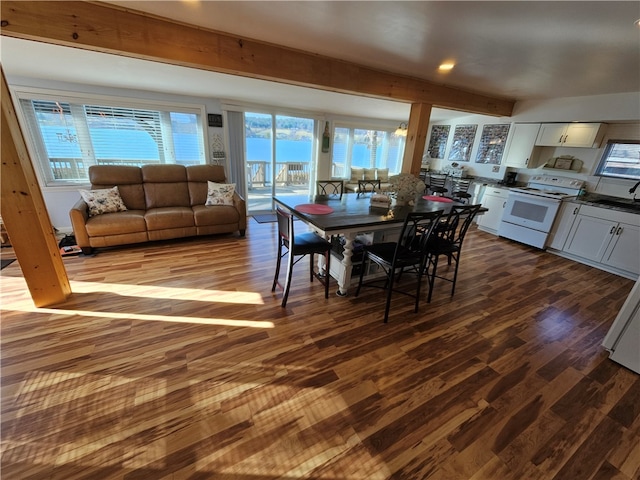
70 164 246 254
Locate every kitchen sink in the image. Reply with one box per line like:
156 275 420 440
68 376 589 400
593 199 640 211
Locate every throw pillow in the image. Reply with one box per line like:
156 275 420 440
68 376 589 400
376 168 389 182
206 181 236 206
350 167 364 182
79 186 128 217
363 168 376 181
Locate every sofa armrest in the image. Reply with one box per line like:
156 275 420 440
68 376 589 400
69 199 91 248
232 192 247 231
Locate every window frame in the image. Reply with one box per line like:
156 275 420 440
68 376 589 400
331 121 405 179
11 86 209 187
594 139 640 181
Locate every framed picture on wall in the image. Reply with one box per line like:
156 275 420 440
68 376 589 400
426 125 450 159
448 124 477 162
475 124 511 164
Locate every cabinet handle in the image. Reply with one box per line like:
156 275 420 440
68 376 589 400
609 226 616 234
563 135 568 143
573 207 578 215
558 135 564 143
616 226 623 235
503 201 506 208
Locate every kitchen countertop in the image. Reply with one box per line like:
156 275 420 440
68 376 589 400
570 193 640 215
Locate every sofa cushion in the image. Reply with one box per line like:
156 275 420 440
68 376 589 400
350 167 364 182
363 168 376 181
187 165 226 206
85 210 147 236
88 165 146 210
141 165 191 209
79 186 128 217
206 182 236 206
193 204 240 226
377 168 389 182
144 207 195 231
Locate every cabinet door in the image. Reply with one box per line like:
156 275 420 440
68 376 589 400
562 123 601 147
602 222 640 275
548 201 580 250
535 124 567 146
477 190 507 232
504 123 540 168
564 214 617 261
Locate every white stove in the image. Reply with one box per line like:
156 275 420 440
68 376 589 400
498 175 585 249
509 175 584 200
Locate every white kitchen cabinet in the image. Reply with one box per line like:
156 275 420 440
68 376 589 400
477 186 509 235
535 123 605 148
563 204 640 277
503 123 540 168
548 201 580 250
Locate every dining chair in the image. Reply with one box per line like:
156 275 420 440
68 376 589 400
355 210 444 323
272 207 333 307
451 177 472 203
424 204 482 302
427 173 448 196
317 180 344 199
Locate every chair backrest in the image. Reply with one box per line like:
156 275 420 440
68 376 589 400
317 180 344 199
275 207 294 246
452 178 471 193
436 204 482 249
429 173 448 189
395 210 444 262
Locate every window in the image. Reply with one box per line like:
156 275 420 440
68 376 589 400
17 95 206 185
331 125 404 178
595 140 640 181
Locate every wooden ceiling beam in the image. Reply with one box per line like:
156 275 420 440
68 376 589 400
0 1 514 117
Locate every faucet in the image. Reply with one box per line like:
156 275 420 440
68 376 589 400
630 181 640 202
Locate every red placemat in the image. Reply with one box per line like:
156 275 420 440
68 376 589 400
422 195 454 203
295 204 334 215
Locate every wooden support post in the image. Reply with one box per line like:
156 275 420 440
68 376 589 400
1 67 71 307
402 103 433 175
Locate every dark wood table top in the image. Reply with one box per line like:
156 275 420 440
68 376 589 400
273 193 481 233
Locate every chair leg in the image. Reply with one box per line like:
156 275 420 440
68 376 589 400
450 253 460 297
272 240 283 292
309 253 315 283
281 248 295 307
324 250 330 299
383 267 395 323
428 254 439 303
355 254 366 297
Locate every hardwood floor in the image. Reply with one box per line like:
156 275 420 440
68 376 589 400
1 220 638 479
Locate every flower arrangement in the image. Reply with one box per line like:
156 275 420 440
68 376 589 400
388 173 426 206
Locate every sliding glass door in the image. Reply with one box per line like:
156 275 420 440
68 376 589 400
245 112 315 214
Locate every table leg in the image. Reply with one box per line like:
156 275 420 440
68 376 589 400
337 232 355 296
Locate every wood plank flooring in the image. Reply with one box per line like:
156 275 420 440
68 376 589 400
1 220 638 479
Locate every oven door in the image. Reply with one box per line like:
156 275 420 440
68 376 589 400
500 191 561 232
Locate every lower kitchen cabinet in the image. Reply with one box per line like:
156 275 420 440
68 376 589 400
562 205 640 278
477 186 509 235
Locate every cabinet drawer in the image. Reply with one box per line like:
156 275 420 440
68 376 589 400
579 204 640 227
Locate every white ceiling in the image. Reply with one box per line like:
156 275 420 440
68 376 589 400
2 1 639 122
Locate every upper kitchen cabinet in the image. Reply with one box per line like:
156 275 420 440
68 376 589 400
535 123 606 148
504 123 541 168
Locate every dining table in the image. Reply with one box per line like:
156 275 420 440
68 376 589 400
273 192 483 296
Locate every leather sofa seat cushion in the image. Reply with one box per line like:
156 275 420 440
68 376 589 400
89 165 146 210
192 204 240 226
145 207 195 231
85 210 147 236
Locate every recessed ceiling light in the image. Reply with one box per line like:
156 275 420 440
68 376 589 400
438 62 455 72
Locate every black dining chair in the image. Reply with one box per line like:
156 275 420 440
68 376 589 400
272 207 333 307
451 177 472 203
424 204 482 302
355 210 444 323
427 173 448 196
317 180 344 199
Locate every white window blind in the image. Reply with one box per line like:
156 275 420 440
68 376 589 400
18 96 206 185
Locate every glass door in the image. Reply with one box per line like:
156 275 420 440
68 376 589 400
245 112 315 214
